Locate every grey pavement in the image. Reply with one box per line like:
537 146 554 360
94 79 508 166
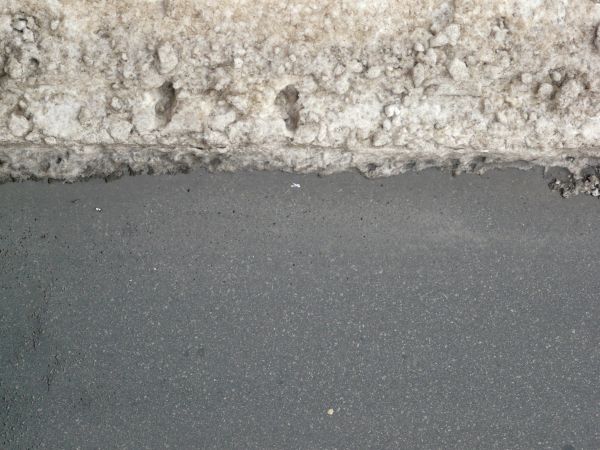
0 168 599 449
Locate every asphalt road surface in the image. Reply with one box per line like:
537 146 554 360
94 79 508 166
1 168 599 449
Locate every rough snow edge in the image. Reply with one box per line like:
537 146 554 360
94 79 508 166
2 144 600 197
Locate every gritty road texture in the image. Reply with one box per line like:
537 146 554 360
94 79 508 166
1 169 599 449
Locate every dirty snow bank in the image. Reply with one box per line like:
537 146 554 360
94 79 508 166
2 0 600 194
